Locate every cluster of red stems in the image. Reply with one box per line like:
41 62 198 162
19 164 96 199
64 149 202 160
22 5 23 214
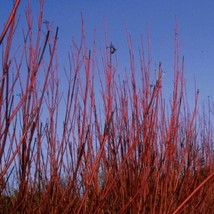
0 0 214 213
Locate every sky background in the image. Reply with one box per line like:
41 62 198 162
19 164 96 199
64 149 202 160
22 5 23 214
1 0 214 110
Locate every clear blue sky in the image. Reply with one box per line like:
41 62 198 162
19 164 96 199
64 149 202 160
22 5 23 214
1 0 214 106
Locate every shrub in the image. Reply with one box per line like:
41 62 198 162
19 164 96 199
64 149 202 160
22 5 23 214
0 1 213 213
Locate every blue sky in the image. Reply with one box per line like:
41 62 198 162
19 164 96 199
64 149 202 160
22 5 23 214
45 0 214 105
1 0 214 107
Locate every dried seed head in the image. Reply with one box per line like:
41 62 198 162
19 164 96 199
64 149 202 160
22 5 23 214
110 42 116 54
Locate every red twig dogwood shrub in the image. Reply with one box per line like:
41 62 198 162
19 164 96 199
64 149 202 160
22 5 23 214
0 1 213 213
